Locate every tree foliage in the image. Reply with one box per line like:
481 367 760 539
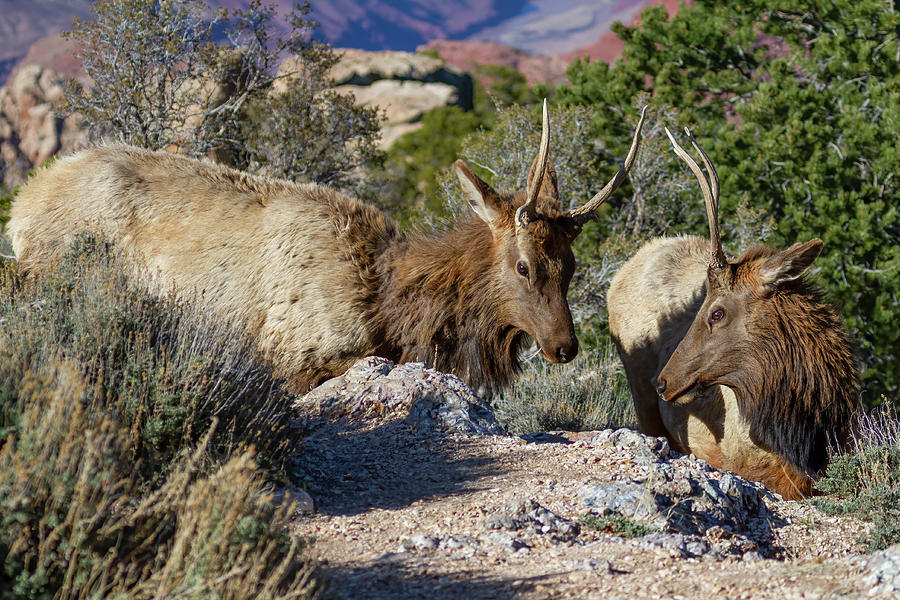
64 0 382 193
378 64 540 222
557 0 900 398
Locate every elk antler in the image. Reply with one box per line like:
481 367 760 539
664 126 728 271
516 98 551 228
567 105 648 225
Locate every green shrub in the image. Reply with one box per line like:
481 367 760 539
580 512 650 539
376 105 484 223
813 403 900 551
0 236 320 598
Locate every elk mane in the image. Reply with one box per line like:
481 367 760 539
730 245 859 477
374 215 529 394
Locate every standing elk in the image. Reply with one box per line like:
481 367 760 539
8 102 646 394
607 126 858 499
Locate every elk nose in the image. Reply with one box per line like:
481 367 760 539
556 340 577 363
656 377 667 398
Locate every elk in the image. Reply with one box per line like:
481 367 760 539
607 126 858 499
8 102 646 394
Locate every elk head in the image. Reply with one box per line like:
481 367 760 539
453 101 647 364
655 127 825 403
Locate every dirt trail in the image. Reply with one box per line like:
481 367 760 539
292 420 880 600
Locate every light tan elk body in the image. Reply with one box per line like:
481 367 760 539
607 128 858 499
9 103 646 394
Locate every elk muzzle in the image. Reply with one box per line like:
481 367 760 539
655 365 701 404
533 311 578 364
542 335 578 363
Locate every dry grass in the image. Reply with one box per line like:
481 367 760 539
813 400 900 551
0 235 322 598
491 345 636 435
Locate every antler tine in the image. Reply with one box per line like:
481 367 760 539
685 126 719 207
516 98 550 228
568 105 647 225
664 126 727 271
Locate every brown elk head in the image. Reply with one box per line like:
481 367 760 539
654 127 859 478
655 128 830 405
452 101 647 364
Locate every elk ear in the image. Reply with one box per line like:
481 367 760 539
759 238 823 290
454 160 503 226
526 154 559 202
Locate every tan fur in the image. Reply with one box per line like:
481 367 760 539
10 141 604 394
10 145 401 390
608 235 709 437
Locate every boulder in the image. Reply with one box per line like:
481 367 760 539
329 49 472 96
863 544 900 595
333 78 460 128
279 48 473 149
296 356 504 436
577 428 780 558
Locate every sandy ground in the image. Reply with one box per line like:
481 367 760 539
290 419 883 600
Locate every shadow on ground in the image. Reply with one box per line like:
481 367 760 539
293 417 503 516
317 558 558 600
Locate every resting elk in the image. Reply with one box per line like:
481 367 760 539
8 102 646 394
607 126 859 499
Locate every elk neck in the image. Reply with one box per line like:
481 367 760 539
372 217 527 394
730 276 859 478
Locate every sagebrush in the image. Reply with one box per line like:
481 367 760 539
813 402 900 551
64 0 382 195
492 346 635 435
0 236 321 598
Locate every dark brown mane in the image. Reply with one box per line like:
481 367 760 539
373 215 528 394
732 254 859 476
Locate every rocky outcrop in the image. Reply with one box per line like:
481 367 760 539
422 1 691 85
864 544 900 595
0 65 86 187
281 49 474 148
579 428 777 558
296 356 503 436
0 48 474 188
420 40 569 85
15 34 84 82
330 49 473 148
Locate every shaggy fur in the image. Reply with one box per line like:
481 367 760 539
608 237 859 500
8 144 584 394
728 245 858 478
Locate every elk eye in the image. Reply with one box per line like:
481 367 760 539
516 261 529 278
710 308 725 323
